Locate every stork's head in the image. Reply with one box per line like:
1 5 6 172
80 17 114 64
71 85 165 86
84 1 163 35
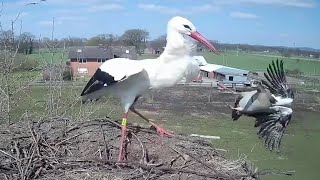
167 16 220 55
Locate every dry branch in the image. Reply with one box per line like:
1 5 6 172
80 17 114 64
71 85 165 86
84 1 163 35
0 118 270 180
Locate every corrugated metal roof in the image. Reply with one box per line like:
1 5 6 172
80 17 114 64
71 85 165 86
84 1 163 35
215 67 249 75
200 64 224 72
200 64 249 75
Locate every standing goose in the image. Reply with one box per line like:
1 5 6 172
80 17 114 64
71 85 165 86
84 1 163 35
223 59 295 151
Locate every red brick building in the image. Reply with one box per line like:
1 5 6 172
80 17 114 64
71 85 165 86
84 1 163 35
68 46 137 78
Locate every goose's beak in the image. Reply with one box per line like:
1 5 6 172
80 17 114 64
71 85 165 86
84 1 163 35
190 31 220 55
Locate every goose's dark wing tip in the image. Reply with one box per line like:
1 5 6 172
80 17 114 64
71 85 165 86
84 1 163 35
254 107 293 151
263 59 293 98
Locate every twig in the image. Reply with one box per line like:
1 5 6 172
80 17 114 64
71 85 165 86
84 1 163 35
99 123 110 160
55 130 94 146
131 131 146 163
0 149 17 161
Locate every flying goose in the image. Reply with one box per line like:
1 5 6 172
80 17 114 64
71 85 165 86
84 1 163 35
223 59 295 151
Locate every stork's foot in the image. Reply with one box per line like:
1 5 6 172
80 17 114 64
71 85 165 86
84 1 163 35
149 122 174 136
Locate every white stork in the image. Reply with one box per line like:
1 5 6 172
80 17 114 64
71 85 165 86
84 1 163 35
222 59 295 151
80 16 220 161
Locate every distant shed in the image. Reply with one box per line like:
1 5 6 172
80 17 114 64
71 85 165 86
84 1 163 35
200 63 250 87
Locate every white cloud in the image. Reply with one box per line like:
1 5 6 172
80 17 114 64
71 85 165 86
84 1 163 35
215 0 316 8
38 20 63 26
45 0 105 6
138 4 181 14
230 12 259 19
190 4 220 13
88 3 124 12
279 33 289 37
58 16 88 21
138 3 219 15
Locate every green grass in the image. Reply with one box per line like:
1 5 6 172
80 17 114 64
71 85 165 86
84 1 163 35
3 49 320 179
164 111 320 180
2 85 320 180
27 50 68 65
202 51 320 75
23 49 320 75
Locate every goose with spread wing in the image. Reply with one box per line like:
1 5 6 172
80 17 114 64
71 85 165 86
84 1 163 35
222 59 294 151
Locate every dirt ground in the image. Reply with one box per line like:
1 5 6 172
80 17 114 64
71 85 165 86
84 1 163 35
136 85 320 116
0 85 315 180
0 118 257 180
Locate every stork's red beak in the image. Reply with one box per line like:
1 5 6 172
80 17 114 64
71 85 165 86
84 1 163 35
190 31 220 55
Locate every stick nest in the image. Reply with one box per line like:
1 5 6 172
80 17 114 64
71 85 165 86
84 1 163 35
0 118 258 180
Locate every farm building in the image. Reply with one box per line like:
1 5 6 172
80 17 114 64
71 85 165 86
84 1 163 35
193 56 250 87
68 46 137 78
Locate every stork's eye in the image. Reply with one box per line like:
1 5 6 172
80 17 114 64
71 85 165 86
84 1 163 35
183 25 191 30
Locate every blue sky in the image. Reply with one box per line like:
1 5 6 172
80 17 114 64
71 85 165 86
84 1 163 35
1 0 320 49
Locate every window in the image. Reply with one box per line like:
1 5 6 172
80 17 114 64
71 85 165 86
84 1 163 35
228 76 234 81
78 58 87 64
78 68 88 74
202 71 208 77
97 58 106 63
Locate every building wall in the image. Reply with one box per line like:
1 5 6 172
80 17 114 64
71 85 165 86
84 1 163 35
224 75 248 83
201 70 225 80
70 59 103 77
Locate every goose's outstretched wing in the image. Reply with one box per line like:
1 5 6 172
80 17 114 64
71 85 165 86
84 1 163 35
261 59 293 98
252 106 293 151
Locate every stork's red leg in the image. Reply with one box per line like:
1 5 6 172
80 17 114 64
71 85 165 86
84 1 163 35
118 112 128 162
149 121 174 136
130 107 174 137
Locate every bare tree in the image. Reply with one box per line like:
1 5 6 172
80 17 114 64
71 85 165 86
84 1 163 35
62 36 86 47
18 32 35 54
150 34 166 51
0 17 23 124
86 34 117 47
121 29 149 55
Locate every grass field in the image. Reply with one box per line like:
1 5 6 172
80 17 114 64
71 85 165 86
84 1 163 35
19 49 320 76
201 51 320 75
2 49 320 179
164 112 320 180
28 49 68 65
3 85 319 180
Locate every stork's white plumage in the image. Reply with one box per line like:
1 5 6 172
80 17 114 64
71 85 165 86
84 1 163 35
80 16 219 162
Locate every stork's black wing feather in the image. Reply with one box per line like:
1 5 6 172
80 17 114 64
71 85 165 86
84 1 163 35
262 59 292 98
252 106 292 151
80 68 118 96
